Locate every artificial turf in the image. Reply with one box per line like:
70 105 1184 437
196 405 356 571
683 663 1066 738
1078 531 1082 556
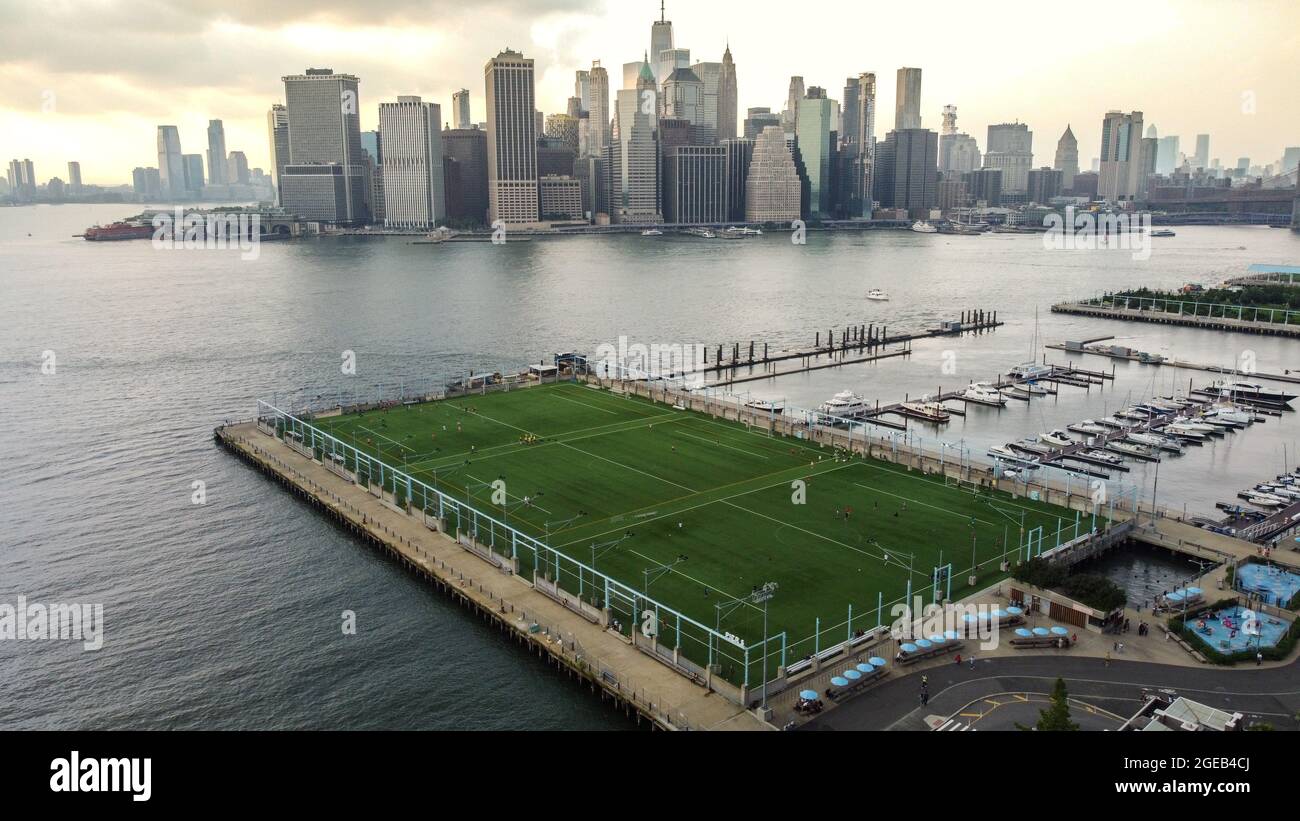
307 381 1093 677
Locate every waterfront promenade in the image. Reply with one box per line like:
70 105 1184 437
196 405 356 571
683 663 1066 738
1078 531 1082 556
215 421 768 731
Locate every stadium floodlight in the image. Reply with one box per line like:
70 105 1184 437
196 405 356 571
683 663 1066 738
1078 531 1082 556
748 582 778 711
643 554 688 593
590 531 633 570
543 510 586 540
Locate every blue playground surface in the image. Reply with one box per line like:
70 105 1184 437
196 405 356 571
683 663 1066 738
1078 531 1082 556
1188 605 1291 654
1236 562 1300 608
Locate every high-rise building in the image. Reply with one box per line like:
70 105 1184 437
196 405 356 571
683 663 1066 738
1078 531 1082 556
1193 134 1210 169
267 104 290 205
131 166 161 197
839 72 877 217
574 70 592 113
484 49 539 224
7 158 36 197
941 105 957 136
1053 124 1079 189
587 61 610 160
378 96 445 229
984 122 1032 193
963 167 1001 206
545 113 580 154
538 175 583 220
1156 135 1180 175
1026 167 1062 203
360 130 384 223
442 127 489 225
796 91 834 217
1098 110 1144 201
1281 147 1300 173
206 120 228 190
718 45 737 142
605 60 661 224
66 161 82 192
745 125 802 222
227 151 250 185
662 145 727 223
452 89 471 130
664 67 711 142
650 0 674 83
894 67 922 130
723 137 753 221
182 154 205 193
744 107 781 140
782 77 804 130
1138 137 1159 196
280 68 369 223
937 105 978 175
156 125 186 198
873 128 938 218
690 61 722 143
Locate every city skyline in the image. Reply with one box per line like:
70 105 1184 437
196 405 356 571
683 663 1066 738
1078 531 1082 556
1 0 1297 185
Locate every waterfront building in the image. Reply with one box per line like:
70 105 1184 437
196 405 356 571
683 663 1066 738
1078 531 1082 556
182 154 204 193
157 125 186 198
839 72 877 217
267 104 289 204
894 67 922 130
361 130 384 223
538 175 584 220
378 96 445 229
227 151 250 185
662 144 727 223
873 127 938 218
280 68 369 223
452 89 471 130
485 49 539 225
66 161 82 192
131 166 161 198
207 120 228 191
442 127 488 225
744 125 802 222
1026 166 1062 203
723 137 753 221
984 122 1032 193
1098 110 1144 201
963 167 1001 206
796 90 834 217
1053 124 1079 189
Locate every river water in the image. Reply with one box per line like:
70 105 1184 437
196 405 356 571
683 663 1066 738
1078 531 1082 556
1 203 1297 728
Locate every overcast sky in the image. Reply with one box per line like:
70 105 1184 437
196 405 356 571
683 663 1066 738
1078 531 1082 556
2 0 1297 184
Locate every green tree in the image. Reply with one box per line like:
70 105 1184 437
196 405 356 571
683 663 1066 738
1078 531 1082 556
1035 677 1079 731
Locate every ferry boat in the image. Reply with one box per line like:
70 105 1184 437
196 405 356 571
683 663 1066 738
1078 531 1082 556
962 382 1006 406
866 289 890 301
722 226 763 237
683 227 716 238
910 221 938 234
1038 430 1074 448
1205 381 1297 406
81 221 153 241
640 228 664 236
816 391 871 420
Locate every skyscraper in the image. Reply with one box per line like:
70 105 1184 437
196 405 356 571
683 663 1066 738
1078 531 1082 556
650 1 673 81
873 128 938 218
227 151 250 185
182 154 205 193
484 49 539 224
941 105 957 136
1156 135 1180 175
690 61 722 143
379 96 445 228
156 125 186 198
984 122 1033 193
1098 110 1144 201
662 145 727 223
894 67 922 130
1193 134 1210 169
574 70 592 113
783 77 804 130
206 120 228 190
745 125 802 222
267 104 289 204
744 107 781 140
723 137 753 221
587 61 610 160
1053 124 1079 189
452 89 471 130
796 90 834 217
66 161 82 192
605 60 661 224
443 127 489 225
718 45 737 142
839 73 876 217
664 67 709 142
938 105 979 175
280 68 369 223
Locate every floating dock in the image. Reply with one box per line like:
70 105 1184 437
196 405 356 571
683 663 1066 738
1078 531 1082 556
1050 301 1300 338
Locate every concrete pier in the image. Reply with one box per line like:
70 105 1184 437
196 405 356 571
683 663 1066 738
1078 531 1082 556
214 421 769 732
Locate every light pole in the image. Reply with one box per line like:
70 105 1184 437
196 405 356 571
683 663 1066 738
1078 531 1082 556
750 581 778 712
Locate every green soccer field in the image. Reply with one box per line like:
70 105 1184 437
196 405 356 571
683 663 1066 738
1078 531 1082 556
305 381 1095 684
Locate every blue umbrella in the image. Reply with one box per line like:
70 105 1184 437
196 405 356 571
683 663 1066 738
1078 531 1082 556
916 639 933 649
1167 591 1186 602
856 663 873 674
868 657 887 667
992 608 1008 618
800 689 818 700
901 642 918 653
944 630 960 640
1186 587 1202 596
928 634 946 644
1051 626 1069 636
831 676 849 687
844 669 862 680
1015 628 1032 637
1006 606 1024 615
1032 627 1050 636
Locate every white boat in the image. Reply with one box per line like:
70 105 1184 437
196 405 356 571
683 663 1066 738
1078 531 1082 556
910 221 938 234
1126 432 1184 454
816 391 871 420
1038 429 1074 448
723 226 763 236
1078 448 1124 466
1171 417 1218 434
962 382 1006 406
1105 440 1161 461
900 401 950 422
1245 492 1286 509
640 228 664 236
1163 423 1208 441
1097 416 1134 429
744 398 784 414
1008 362 1053 381
988 445 1039 465
1068 420 1109 435
866 289 890 301
1015 382 1050 395
1209 407 1253 425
